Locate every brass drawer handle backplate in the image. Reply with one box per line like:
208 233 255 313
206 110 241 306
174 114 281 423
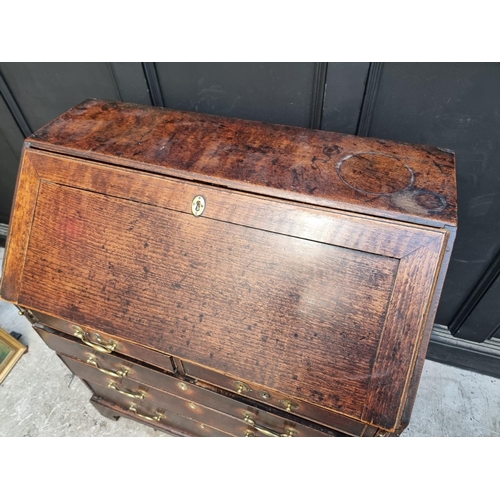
108 381 145 399
87 355 129 378
233 380 250 394
72 325 116 354
129 404 163 422
279 399 299 412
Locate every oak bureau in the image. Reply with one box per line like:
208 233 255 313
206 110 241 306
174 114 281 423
0 99 457 436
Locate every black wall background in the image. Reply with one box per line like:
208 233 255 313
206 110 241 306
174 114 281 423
1 62 499 376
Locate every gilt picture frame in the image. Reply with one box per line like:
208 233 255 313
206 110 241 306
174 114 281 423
0 327 27 384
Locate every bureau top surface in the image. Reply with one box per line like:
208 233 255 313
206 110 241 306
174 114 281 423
28 99 457 227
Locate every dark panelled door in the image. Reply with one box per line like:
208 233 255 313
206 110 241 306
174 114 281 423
361 64 500 336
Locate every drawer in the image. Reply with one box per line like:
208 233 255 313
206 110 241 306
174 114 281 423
87 378 317 438
60 354 335 437
90 395 230 437
31 310 174 371
37 326 334 435
182 360 377 436
34 325 175 383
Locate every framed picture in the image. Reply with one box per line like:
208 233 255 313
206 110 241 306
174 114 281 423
0 327 27 384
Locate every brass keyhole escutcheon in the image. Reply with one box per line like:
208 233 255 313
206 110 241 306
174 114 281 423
191 195 206 217
259 390 271 400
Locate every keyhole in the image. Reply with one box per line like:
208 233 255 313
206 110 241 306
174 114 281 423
192 195 206 217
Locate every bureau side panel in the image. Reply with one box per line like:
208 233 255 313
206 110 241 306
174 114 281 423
399 226 456 431
1 148 40 301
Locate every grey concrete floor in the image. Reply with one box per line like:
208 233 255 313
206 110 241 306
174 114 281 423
1 247 499 437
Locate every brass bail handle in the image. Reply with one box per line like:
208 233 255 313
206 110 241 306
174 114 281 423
243 414 297 437
86 355 129 378
72 325 116 354
129 404 163 422
108 381 145 399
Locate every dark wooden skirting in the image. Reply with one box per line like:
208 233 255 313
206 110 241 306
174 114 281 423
449 249 500 336
142 62 165 107
0 71 32 137
356 62 384 137
428 324 500 379
309 62 328 130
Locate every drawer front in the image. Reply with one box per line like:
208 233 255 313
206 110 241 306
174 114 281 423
31 310 174 371
182 360 377 436
60 354 333 437
38 327 333 435
36 315 369 436
87 379 315 438
90 395 230 437
35 325 175 383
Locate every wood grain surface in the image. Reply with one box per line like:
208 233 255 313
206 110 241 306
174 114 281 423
181 359 376 435
90 395 230 437
20 180 396 417
34 323 175 374
60 353 333 437
2 152 448 430
27 150 441 258
1 149 39 301
27 99 457 227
